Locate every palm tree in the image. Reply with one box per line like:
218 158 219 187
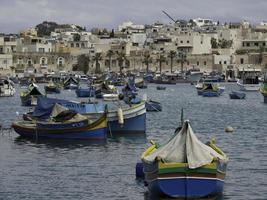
92 52 102 74
177 51 187 73
106 50 114 71
168 50 176 73
157 54 166 74
143 53 153 73
117 52 126 74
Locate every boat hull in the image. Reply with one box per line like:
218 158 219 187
149 176 224 198
237 81 259 91
44 86 60 94
229 92 246 99
144 161 227 198
108 111 146 135
202 91 220 97
12 115 107 140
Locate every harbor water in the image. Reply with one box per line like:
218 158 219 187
0 83 266 200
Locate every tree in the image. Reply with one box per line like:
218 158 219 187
106 50 114 71
117 52 127 74
177 51 187 72
211 38 218 49
74 54 90 74
168 50 177 73
73 33 81 42
143 53 153 73
157 54 166 73
92 53 102 74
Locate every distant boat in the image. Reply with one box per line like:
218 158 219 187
75 87 95 98
259 74 267 103
229 91 246 99
237 68 260 91
140 120 228 198
156 86 166 90
44 81 60 94
196 79 224 96
145 100 162 112
13 104 107 140
201 83 224 97
0 77 15 97
20 83 43 106
63 76 79 90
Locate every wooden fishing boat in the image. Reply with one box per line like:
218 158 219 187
140 120 228 198
44 81 60 94
200 83 224 97
13 104 107 140
145 100 162 112
229 91 246 99
156 86 166 90
20 83 43 106
25 96 146 135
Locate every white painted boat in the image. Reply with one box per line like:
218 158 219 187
237 79 260 91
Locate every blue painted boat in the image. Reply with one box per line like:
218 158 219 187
13 104 107 140
140 120 228 198
156 86 166 90
44 81 61 94
145 100 162 112
201 83 224 97
75 87 95 97
27 96 146 135
229 91 246 99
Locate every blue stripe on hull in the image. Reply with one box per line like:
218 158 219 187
108 113 146 134
15 128 107 140
150 178 224 198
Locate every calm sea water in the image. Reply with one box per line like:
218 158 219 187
0 83 266 200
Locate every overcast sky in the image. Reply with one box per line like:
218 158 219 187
0 0 266 33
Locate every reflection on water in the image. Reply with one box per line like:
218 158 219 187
143 191 225 200
14 136 108 149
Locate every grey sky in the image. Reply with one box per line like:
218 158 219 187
0 0 266 33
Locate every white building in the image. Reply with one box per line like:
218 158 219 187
193 18 216 27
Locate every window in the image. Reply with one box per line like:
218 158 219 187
204 61 207 65
246 43 250 47
197 61 199 66
254 42 258 46
71 43 74 47
263 42 266 46
224 61 227 64
76 43 80 48
187 40 189 43
240 58 244 64
180 40 183 43
219 61 222 64
187 61 190 65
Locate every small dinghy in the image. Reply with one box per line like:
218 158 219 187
145 100 162 112
229 91 246 99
